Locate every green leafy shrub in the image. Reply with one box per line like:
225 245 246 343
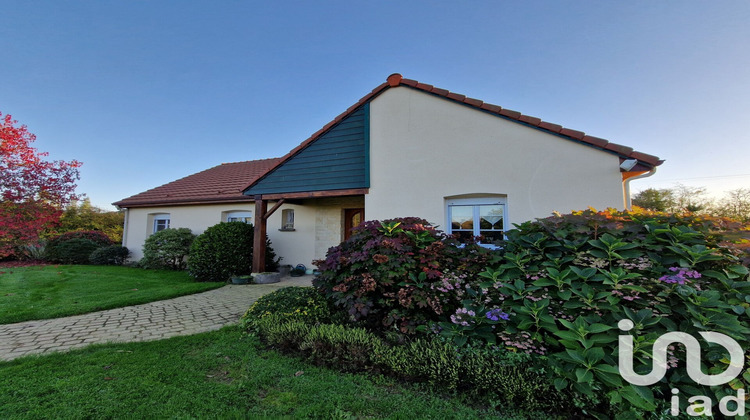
47 230 113 247
45 230 113 263
299 324 384 373
378 339 570 413
89 245 129 265
241 286 334 327
313 217 497 333
249 313 384 372
44 238 101 264
20 242 46 261
141 228 195 270
251 315 311 354
187 222 279 282
378 337 460 388
249 312 565 415
435 209 750 417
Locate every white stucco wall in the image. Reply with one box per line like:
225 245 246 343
366 87 625 228
122 196 363 267
123 203 257 261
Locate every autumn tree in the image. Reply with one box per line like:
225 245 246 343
0 111 81 259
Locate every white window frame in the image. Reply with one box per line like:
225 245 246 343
225 211 253 224
153 214 170 233
445 196 507 248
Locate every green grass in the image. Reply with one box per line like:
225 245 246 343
0 327 524 419
0 265 223 324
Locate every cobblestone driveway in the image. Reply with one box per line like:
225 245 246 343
0 276 312 361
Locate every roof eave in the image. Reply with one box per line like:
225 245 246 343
113 195 254 209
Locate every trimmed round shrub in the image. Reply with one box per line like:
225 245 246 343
141 228 195 270
89 245 129 265
241 286 334 327
45 238 101 264
188 222 279 282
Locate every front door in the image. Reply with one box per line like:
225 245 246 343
344 208 365 240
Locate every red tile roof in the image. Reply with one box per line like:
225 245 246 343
244 74 663 193
113 158 281 208
117 74 664 208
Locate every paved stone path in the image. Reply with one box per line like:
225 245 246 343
0 276 313 362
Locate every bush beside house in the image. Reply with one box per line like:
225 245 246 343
187 222 280 282
44 230 114 264
89 245 130 265
244 212 749 418
140 228 195 270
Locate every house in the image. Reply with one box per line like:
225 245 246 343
114 73 663 271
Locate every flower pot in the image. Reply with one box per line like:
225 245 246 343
254 272 281 284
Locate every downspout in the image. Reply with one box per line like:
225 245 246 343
623 167 657 210
121 208 129 247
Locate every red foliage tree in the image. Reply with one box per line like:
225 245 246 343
1 111 82 258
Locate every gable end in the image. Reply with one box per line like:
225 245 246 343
244 104 370 195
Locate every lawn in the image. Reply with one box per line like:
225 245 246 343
0 265 224 324
0 327 527 419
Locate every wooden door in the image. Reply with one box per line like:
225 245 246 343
344 208 365 240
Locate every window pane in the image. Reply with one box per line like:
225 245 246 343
479 230 504 244
452 230 474 242
282 209 294 229
479 205 504 230
450 206 474 230
155 219 169 232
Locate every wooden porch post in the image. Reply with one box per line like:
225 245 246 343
253 195 267 273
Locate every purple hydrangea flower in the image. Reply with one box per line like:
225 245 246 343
659 267 701 285
485 308 510 321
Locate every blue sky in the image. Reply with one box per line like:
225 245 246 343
2 1 749 210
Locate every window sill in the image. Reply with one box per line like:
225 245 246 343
278 228 296 232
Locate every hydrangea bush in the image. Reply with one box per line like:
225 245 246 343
313 217 497 333
314 210 750 418
453 209 750 417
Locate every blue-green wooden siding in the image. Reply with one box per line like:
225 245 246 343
244 104 369 195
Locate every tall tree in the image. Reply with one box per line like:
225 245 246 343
0 111 82 258
672 183 711 214
57 198 125 243
632 188 676 212
712 188 750 222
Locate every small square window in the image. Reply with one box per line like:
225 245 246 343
281 209 294 231
153 215 170 233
